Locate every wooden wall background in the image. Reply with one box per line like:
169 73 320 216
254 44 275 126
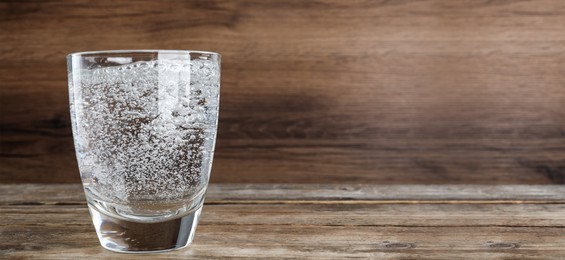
0 0 564 184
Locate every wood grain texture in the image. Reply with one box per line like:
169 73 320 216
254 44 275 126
1 184 564 259
1 0 565 184
2 184 565 204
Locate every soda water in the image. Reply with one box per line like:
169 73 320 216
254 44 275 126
69 58 219 222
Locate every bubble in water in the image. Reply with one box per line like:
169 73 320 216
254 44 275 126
71 58 219 205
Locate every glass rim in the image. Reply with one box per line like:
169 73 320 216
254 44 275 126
67 49 220 58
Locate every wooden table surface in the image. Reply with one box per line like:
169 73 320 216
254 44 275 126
1 184 564 259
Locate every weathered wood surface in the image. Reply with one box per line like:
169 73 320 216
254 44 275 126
2 184 565 204
1 0 565 184
1 184 564 259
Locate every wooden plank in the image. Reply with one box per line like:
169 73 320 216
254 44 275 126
1 184 564 258
1 0 565 184
0 184 85 205
1 184 565 205
206 184 565 202
2 203 564 227
1 206 564 258
2 223 564 259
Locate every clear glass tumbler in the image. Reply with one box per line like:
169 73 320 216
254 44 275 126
67 50 220 253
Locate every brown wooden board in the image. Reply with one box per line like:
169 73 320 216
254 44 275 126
1 184 564 259
2 184 565 204
1 0 565 184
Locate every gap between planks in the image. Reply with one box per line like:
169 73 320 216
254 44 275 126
204 199 565 205
4 200 565 207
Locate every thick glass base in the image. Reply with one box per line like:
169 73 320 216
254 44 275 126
88 204 202 253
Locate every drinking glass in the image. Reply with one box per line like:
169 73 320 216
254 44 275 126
67 50 220 253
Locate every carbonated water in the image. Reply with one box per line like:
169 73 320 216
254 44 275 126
69 58 219 222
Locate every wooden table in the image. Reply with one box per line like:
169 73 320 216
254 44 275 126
1 184 564 259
